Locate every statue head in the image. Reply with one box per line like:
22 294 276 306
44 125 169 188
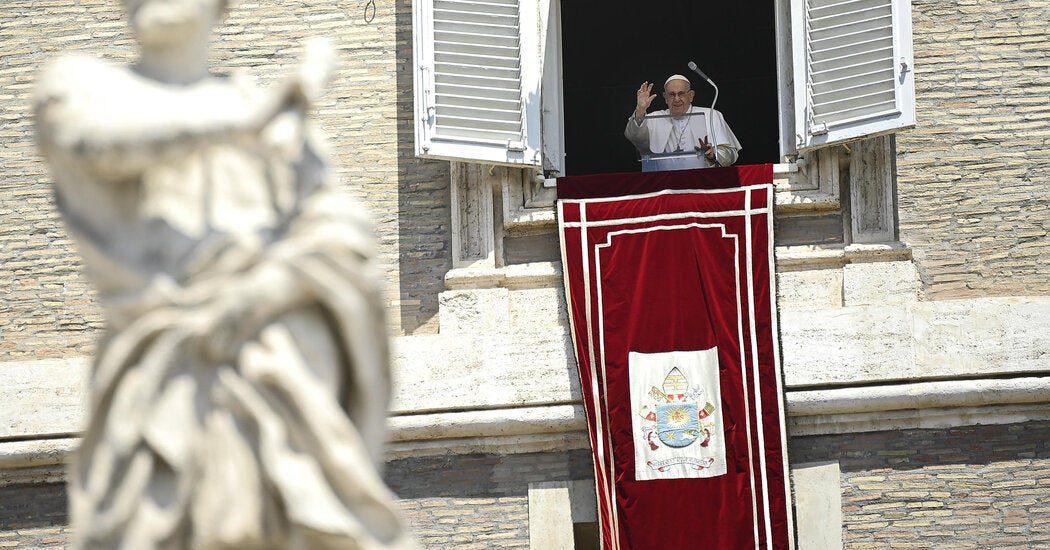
123 0 230 47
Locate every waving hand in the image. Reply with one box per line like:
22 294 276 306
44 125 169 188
634 81 656 123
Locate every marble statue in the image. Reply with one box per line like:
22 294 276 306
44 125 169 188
34 0 415 547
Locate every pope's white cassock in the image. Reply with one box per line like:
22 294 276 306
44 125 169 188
625 106 742 171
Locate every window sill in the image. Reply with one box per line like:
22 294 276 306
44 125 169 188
542 162 799 188
511 161 837 232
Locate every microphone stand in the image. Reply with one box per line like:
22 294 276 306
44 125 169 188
688 61 718 165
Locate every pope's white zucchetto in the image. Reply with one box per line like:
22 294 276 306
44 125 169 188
664 74 691 86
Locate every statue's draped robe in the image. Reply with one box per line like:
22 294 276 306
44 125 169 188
37 62 411 549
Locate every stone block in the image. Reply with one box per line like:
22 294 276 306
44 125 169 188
793 461 844 550
912 297 1050 376
780 305 914 387
777 268 844 310
439 288 511 335
0 357 89 439
843 261 919 306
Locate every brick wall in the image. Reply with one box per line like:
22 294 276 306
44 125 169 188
3 0 1048 359
896 0 1050 299
791 420 1050 549
0 0 450 363
386 451 595 549
5 421 1047 548
0 483 70 548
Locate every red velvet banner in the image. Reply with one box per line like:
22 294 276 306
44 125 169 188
557 165 794 550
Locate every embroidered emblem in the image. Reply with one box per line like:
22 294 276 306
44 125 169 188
639 365 718 469
628 349 726 480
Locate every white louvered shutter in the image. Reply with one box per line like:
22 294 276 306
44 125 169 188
791 0 915 151
413 0 543 167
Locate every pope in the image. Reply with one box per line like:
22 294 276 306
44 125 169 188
625 74 742 169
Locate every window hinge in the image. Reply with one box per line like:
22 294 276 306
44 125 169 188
507 139 526 152
810 121 828 136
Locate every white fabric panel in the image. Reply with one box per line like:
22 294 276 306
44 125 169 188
628 348 728 481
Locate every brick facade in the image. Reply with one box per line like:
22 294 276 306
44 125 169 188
3 421 1048 548
1 0 1047 547
0 483 70 548
2 0 1047 359
896 0 1050 300
387 451 595 548
792 420 1050 549
0 0 451 364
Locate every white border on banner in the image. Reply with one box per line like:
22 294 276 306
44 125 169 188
558 183 775 204
558 183 793 550
745 188 774 550
594 223 761 548
579 203 621 549
561 208 770 228
765 189 798 550
557 201 612 550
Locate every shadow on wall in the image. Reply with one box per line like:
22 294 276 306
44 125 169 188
0 483 67 532
789 421 1045 473
385 449 595 500
394 0 453 335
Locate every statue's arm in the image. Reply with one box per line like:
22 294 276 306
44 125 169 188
34 56 298 180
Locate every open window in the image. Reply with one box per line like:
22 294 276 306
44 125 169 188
412 0 916 174
412 0 550 169
789 0 916 151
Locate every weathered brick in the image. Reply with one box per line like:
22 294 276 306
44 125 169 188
0 0 452 363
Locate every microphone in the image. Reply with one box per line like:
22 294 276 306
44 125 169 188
687 61 712 84
687 61 719 165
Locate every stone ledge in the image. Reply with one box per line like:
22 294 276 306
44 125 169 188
445 242 915 290
788 402 1050 437
388 404 584 442
7 377 1048 468
444 261 562 290
6 298 1048 442
499 188 841 231
788 376 1050 416
774 191 839 214
775 242 913 272
505 164 836 240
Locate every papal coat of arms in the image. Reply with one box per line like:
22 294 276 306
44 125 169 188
628 349 726 480
640 366 717 453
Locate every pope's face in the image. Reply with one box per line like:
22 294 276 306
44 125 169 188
663 80 694 116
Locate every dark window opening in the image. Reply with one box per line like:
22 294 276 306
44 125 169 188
559 0 780 176
573 521 600 550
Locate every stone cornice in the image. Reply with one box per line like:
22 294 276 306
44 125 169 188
4 376 1048 475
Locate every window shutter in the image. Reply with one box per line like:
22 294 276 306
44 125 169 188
413 0 543 167
538 0 566 178
791 0 915 151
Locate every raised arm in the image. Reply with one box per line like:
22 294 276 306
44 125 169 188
633 81 656 124
625 81 656 153
35 42 333 182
